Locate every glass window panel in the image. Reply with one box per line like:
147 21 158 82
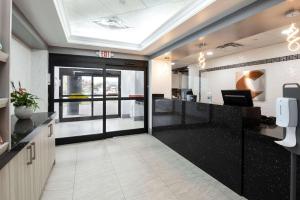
54 103 59 120
106 77 119 98
63 102 92 118
63 75 92 96
93 76 103 96
120 70 144 98
106 100 144 132
106 100 118 115
54 67 60 99
93 101 103 116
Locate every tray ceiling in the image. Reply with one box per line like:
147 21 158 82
54 0 215 50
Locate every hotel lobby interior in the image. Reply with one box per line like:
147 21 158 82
0 0 300 200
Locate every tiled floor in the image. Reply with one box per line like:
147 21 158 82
55 118 144 138
41 134 246 200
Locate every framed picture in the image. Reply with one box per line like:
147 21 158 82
236 69 265 101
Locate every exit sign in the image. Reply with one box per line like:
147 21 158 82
97 51 113 58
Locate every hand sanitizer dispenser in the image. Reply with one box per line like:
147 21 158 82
275 97 298 147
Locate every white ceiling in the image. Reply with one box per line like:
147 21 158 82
172 25 292 68
55 0 214 50
159 0 300 68
13 0 258 55
62 0 193 45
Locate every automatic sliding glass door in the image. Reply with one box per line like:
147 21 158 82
104 67 146 134
51 58 147 143
54 67 105 138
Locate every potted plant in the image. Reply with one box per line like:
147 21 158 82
11 82 39 119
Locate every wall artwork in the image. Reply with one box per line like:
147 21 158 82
236 69 266 101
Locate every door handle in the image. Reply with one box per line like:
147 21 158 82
27 145 32 165
31 142 36 161
48 123 53 137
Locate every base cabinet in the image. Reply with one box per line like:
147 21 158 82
0 120 56 200
9 143 32 200
243 131 290 200
0 165 10 200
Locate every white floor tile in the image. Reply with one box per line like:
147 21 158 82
41 189 73 200
41 134 246 200
55 119 143 138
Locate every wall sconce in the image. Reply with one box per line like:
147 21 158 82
284 23 300 52
198 52 206 69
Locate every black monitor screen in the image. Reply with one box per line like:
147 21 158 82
221 90 253 107
181 89 192 100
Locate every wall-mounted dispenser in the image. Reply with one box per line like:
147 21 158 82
280 83 300 200
275 97 298 147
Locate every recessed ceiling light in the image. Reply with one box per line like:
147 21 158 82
206 51 213 56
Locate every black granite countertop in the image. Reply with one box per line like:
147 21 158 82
245 124 284 140
0 112 56 170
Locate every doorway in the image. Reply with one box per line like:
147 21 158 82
58 68 121 122
49 54 148 144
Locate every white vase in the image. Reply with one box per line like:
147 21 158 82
14 106 33 119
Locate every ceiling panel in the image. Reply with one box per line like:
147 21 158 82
62 0 193 44
163 0 300 68
63 0 108 21
99 0 146 16
13 0 264 54
141 0 191 7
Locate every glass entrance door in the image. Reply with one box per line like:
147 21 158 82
50 55 148 143
58 68 121 122
104 66 146 135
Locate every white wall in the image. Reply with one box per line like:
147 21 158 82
151 60 172 99
10 37 49 112
199 42 300 116
10 38 32 90
31 50 49 112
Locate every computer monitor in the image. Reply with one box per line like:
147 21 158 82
181 89 193 100
221 90 253 107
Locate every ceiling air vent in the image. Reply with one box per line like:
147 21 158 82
94 16 131 29
217 42 243 49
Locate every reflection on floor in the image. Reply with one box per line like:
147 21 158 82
41 134 246 200
55 118 144 138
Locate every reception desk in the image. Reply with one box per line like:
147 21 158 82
152 99 300 200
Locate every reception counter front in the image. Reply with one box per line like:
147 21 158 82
152 99 300 200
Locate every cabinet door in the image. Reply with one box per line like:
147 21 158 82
9 123 56 200
0 165 10 200
48 121 56 169
9 143 33 200
31 133 44 200
41 125 50 186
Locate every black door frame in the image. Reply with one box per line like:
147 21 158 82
58 67 121 122
49 53 148 145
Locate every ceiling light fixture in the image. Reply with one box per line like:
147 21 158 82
94 16 131 29
206 51 213 56
198 52 206 69
217 42 243 49
284 23 300 52
285 9 300 18
171 62 175 66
